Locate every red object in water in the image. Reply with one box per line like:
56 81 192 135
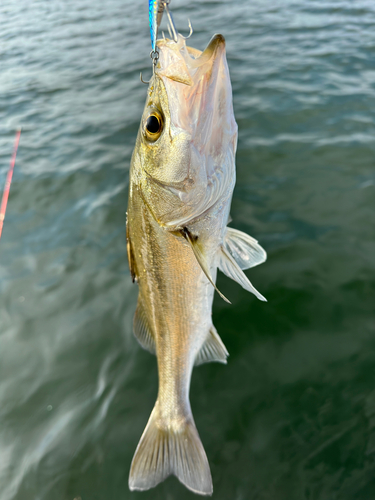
0 129 21 240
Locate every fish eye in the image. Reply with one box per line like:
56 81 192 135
144 112 163 141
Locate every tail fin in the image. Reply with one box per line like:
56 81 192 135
129 402 213 496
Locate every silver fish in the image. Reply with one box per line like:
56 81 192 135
127 33 267 496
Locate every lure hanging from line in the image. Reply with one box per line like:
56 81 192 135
149 1 178 53
149 0 165 52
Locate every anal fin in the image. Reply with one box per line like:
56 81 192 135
133 298 156 354
195 326 229 366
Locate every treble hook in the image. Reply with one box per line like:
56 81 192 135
142 0 194 84
140 73 149 85
164 4 193 42
163 2 178 43
140 49 159 85
180 19 193 40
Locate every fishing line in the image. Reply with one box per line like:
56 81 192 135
0 129 21 241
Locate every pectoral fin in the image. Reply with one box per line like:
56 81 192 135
224 227 267 270
195 326 229 366
219 245 267 302
182 227 231 304
133 298 156 354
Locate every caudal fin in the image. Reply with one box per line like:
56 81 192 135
129 403 213 496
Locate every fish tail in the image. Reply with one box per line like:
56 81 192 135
129 401 213 496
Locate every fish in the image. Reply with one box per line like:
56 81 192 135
126 33 267 496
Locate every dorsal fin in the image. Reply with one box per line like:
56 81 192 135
218 244 266 301
133 298 156 354
182 227 231 304
224 227 267 270
195 326 228 366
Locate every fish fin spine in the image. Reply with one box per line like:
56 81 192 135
129 402 213 496
133 298 156 354
218 245 267 302
195 326 228 366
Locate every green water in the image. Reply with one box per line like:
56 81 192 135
1 1 374 499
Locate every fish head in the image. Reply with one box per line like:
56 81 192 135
132 33 238 229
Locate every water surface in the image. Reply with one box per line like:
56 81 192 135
1 0 375 499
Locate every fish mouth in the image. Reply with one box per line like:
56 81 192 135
187 34 226 68
156 33 226 85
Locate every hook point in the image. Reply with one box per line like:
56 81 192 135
140 72 149 84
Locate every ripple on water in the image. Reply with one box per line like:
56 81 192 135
1 0 375 499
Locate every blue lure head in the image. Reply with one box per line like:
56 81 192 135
149 0 165 52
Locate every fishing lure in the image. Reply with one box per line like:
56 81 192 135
149 0 179 53
149 0 165 52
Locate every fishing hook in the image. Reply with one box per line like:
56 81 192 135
180 19 193 40
162 2 193 42
163 2 178 43
142 0 193 85
140 49 159 84
140 73 149 84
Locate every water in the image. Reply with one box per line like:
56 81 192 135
1 0 374 499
